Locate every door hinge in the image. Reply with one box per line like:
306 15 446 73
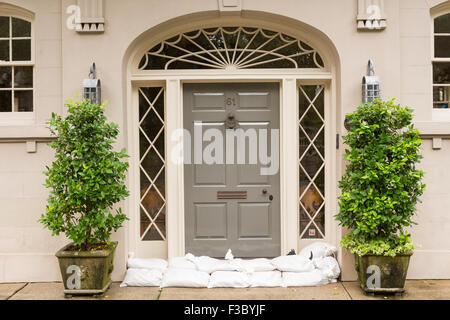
336 134 340 149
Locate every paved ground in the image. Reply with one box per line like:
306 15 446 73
1 280 449 300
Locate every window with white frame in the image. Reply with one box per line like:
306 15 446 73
0 15 33 112
433 13 450 109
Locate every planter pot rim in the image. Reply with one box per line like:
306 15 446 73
55 241 118 258
355 251 414 258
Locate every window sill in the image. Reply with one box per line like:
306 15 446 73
0 124 53 142
0 112 34 125
415 120 450 138
432 109 450 122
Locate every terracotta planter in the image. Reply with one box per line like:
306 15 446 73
355 252 412 295
55 242 117 297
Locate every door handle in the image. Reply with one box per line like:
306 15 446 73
262 189 268 195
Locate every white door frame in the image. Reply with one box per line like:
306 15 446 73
127 69 337 259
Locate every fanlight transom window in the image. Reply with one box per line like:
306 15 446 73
138 27 325 70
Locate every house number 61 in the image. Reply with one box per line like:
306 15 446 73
226 98 236 106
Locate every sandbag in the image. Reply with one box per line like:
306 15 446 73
208 271 250 288
232 258 276 273
249 271 282 288
186 255 236 274
271 255 315 272
225 249 234 260
168 256 197 270
313 256 341 280
298 242 337 260
120 268 163 287
160 268 210 288
282 269 329 287
127 257 168 272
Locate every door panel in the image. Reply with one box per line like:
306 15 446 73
238 203 271 238
194 164 226 185
194 203 228 238
184 82 280 258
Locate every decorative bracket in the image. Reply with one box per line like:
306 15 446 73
432 137 443 150
357 0 387 31
76 0 104 33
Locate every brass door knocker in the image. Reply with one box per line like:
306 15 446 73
225 112 237 129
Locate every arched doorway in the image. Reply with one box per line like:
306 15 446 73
123 11 341 259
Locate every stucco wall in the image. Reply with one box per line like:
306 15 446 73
0 0 449 282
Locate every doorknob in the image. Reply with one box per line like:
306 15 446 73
262 189 268 195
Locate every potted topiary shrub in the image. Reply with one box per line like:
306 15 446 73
39 98 129 297
336 99 425 295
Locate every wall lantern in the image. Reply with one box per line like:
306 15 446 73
362 60 380 103
83 62 101 105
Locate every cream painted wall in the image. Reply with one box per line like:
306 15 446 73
0 0 449 282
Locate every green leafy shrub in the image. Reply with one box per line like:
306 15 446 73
39 99 130 250
336 99 425 256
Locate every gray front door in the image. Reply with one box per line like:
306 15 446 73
184 83 280 258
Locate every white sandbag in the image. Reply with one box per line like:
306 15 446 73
127 258 168 272
187 255 236 274
249 271 282 288
225 249 234 260
120 268 163 287
168 256 197 270
313 256 341 280
271 255 315 272
298 242 337 260
160 268 210 288
232 258 276 273
208 271 250 288
282 269 329 287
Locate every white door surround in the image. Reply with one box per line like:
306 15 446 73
124 14 342 261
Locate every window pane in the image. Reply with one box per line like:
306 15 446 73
14 66 32 88
139 87 166 241
0 16 9 38
433 86 450 109
435 36 450 58
12 39 31 61
0 90 11 112
12 18 30 37
14 90 33 112
0 67 11 88
0 40 9 61
435 13 450 33
299 85 325 239
433 62 450 84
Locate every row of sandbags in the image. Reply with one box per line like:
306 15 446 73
120 242 340 288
